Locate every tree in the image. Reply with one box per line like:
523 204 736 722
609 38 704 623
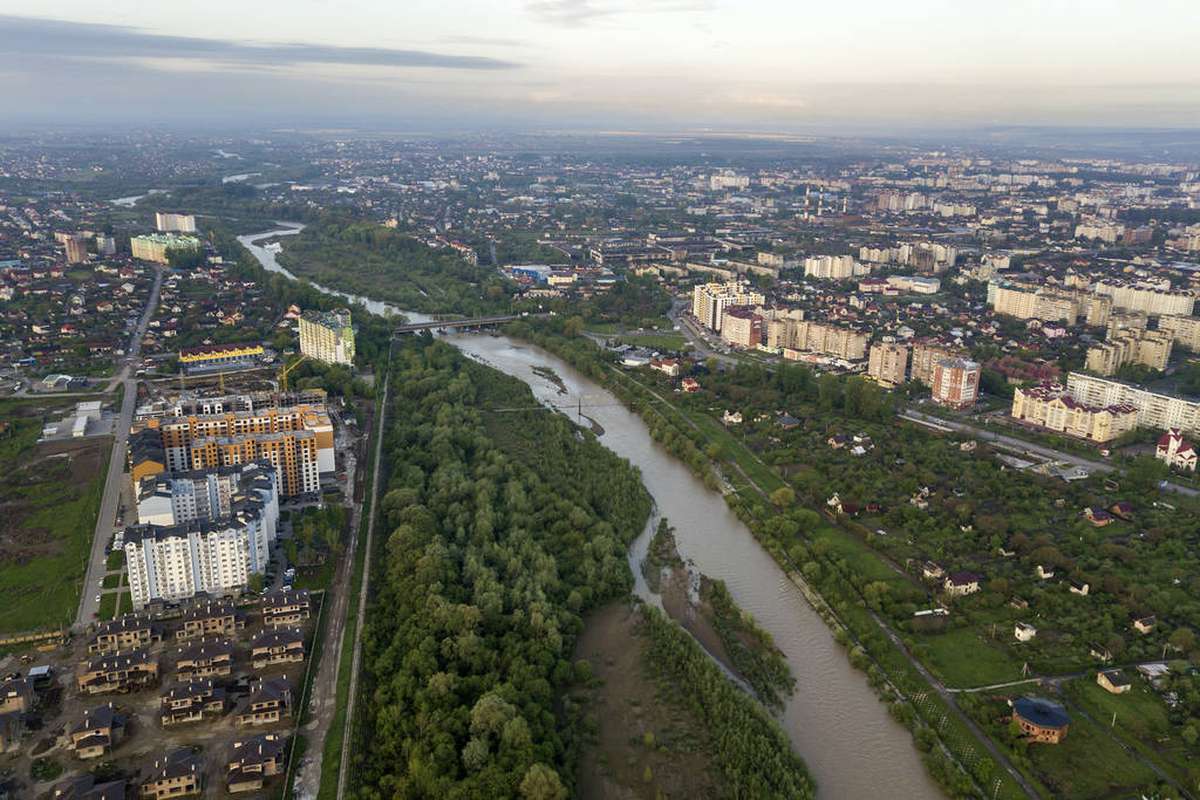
1170 628 1196 654
770 486 796 508
519 764 567 800
563 316 584 338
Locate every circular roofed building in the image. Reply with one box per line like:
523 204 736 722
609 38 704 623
1012 696 1070 744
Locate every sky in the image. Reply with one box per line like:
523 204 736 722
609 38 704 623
1 1 1198 132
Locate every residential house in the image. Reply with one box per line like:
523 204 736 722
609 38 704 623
1089 642 1113 663
1069 579 1090 596
90 614 163 655
68 703 125 759
681 377 700 393
944 571 982 597
1034 564 1056 580
234 677 291 727
721 410 743 426
1014 622 1038 642
52 776 128 800
1133 615 1157 635
1097 669 1132 695
160 680 227 726
0 677 33 715
1156 428 1198 472
176 600 242 641
1011 696 1070 744
262 590 311 628
174 638 235 681
250 628 305 669
1084 507 1114 527
77 650 159 695
140 749 203 800
1109 502 1134 521
226 733 287 794
649 358 681 377
921 561 945 580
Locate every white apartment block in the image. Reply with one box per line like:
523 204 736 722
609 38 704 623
124 505 274 608
691 283 765 331
1158 315 1200 351
1066 373 1200 436
1093 282 1195 317
803 255 866 280
137 461 278 532
298 308 356 366
155 212 197 233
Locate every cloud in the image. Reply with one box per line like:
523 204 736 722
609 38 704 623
0 14 520 71
526 0 713 27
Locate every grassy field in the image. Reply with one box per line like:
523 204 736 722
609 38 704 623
0 420 110 633
910 627 1025 688
617 332 690 351
1024 700 1157 799
1065 677 1192 787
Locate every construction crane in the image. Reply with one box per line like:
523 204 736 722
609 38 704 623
277 354 308 394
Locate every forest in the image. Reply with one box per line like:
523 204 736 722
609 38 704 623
275 220 515 315
350 338 813 798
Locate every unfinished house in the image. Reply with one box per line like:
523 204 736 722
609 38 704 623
77 650 159 695
250 628 305 669
160 680 227 727
234 677 292 727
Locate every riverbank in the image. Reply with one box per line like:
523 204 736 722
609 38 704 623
233 225 944 798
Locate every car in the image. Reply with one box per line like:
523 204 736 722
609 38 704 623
95 594 102 603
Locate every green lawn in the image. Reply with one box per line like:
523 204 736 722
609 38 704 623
810 526 910 587
105 550 125 571
97 592 117 620
679 408 788 493
1025 701 1157 799
911 628 1025 688
618 333 690 351
1065 677 1193 786
102 573 122 590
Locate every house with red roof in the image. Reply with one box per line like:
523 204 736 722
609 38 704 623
1156 428 1197 472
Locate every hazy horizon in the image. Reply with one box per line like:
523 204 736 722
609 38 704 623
1 2 1198 131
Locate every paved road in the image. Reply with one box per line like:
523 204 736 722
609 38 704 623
75 265 163 628
902 409 1199 498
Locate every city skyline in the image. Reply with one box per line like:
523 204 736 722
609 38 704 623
2 2 1199 130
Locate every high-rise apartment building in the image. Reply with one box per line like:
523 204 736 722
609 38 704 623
868 342 910 388
124 507 274 608
136 461 278 531
155 212 197 233
691 283 765 332
1093 282 1195 317
1158 315 1200 351
298 309 356 366
931 358 980 409
188 431 321 498
803 255 865 280
910 342 964 386
1066 373 1200 435
1011 383 1138 443
64 235 89 264
719 307 763 349
987 281 1081 325
768 318 868 360
1085 331 1173 376
143 404 333 495
131 234 201 265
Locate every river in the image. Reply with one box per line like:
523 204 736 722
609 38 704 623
239 226 941 798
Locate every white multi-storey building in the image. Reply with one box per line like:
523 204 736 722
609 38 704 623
1067 373 1200 436
124 503 277 608
155 212 197 233
690 283 765 332
298 308 356 366
136 461 278 530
